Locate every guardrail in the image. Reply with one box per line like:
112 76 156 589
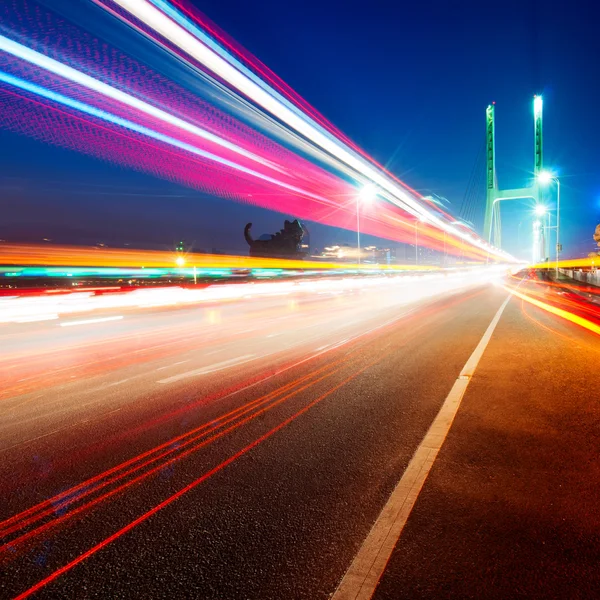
559 268 600 288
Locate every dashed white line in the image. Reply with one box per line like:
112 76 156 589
156 360 190 371
104 378 132 388
59 316 124 327
157 355 256 384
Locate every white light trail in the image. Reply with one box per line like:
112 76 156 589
109 0 512 261
0 35 285 175
1 268 511 326
0 71 338 208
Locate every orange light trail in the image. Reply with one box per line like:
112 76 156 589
0 243 437 270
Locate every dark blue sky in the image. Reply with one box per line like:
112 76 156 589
1 0 599 257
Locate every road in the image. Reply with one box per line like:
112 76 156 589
1 272 598 599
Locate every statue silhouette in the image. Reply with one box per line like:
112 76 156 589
244 219 307 258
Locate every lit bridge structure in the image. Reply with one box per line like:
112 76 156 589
483 94 559 264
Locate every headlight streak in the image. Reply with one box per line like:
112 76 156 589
0 34 286 175
0 1 512 261
106 0 512 262
0 71 342 207
0 264 509 325
59 315 124 327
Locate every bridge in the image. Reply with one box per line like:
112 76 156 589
0 2 598 599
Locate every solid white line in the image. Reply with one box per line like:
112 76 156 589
59 316 124 327
157 355 255 384
332 295 511 600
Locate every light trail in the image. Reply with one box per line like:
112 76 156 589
106 0 512 261
0 265 510 324
0 359 347 547
0 1 512 261
504 286 600 336
0 35 283 174
7 344 390 600
0 71 340 207
0 243 438 270
530 257 600 270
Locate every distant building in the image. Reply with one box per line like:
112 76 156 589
315 244 394 264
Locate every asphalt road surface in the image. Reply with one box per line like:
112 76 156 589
1 273 598 599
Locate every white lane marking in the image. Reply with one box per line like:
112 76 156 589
332 295 511 600
105 378 132 388
157 355 255 384
1 405 126 452
14 314 59 323
314 308 419 355
156 360 190 371
59 316 124 327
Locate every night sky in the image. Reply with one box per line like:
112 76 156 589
1 0 598 257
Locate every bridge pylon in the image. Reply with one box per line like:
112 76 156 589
483 96 544 248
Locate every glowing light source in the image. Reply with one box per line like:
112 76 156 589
359 184 377 204
537 170 554 185
534 205 547 216
175 256 186 267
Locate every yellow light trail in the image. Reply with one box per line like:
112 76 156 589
0 244 441 271
529 257 600 270
504 285 600 336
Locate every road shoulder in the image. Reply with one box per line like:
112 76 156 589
373 294 600 599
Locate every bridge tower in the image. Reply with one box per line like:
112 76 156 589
483 96 543 248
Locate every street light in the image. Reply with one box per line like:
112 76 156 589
175 256 185 267
357 184 377 265
534 204 547 216
537 170 552 185
537 171 561 277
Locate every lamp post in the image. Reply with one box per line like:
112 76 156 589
537 171 560 277
415 221 418 266
534 204 548 262
533 220 541 263
357 184 377 265
414 216 426 266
